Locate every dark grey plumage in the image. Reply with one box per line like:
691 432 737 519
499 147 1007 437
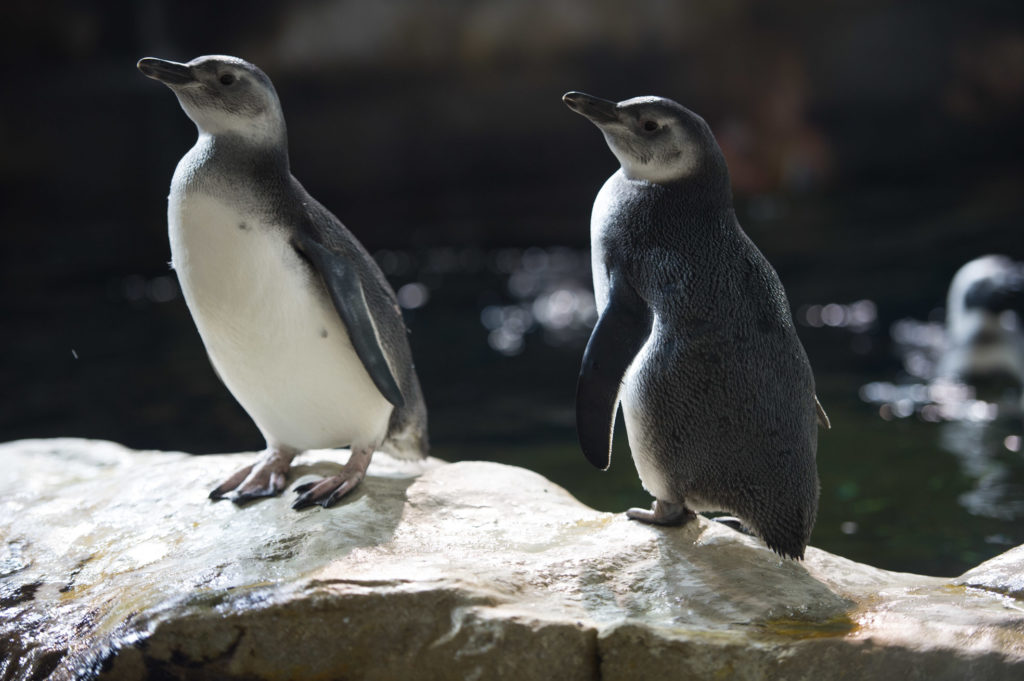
565 92 826 559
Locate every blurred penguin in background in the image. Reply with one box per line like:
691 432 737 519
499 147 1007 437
939 255 1024 407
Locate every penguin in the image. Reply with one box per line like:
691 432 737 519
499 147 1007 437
138 55 428 509
938 255 1024 390
563 91 829 559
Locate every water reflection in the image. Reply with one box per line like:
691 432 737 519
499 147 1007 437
479 247 596 356
396 282 429 310
856 255 1024 530
796 298 878 355
859 379 1002 423
939 420 1024 529
799 299 877 331
859 257 1024 424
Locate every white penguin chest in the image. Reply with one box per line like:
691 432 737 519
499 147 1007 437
167 192 391 450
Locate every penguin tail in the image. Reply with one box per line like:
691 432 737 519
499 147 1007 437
768 543 806 561
756 490 817 561
762 530 810 561
381 424 429 460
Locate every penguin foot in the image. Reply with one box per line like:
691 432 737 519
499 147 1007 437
627 499 696 526
712 515 755 536
209 447 297 504
291 448 373 510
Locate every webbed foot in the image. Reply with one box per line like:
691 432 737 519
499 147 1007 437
209 447 297 504
292 448 373 510
627 499 696 526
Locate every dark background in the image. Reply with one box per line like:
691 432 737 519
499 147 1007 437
1 0 1022 575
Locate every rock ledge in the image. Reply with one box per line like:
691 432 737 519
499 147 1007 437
1 439 1022 680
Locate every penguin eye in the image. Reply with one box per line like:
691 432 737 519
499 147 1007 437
219 73 236 86
642 120 659 132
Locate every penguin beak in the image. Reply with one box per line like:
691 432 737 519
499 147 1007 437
137 58 195 86
563 92 620 125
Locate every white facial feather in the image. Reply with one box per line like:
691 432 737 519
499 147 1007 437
603 122 700 184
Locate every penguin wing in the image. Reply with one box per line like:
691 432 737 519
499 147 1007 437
293 232 405 408
815 394 831 430
576 271 652 470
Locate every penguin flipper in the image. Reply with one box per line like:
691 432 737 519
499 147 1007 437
815 394 831 430
293 234 405 408
576 272 652 470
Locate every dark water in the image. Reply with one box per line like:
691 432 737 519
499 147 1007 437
8 240 1019 579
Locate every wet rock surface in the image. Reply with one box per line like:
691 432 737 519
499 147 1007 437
1 438 1023 680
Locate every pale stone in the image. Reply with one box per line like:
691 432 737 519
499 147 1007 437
1 438 1022 680
956 545 1024 599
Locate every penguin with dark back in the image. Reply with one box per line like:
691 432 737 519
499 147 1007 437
138 55 428 509
563 91 829 559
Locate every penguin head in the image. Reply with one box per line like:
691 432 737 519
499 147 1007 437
138 55 285 145
563 92 724 186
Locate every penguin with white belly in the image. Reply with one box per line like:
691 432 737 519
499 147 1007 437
564 91 829 559
138 55 428 509
939 255 1024 391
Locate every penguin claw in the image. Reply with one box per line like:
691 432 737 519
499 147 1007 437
292 481 315 495
209 464 255 500
209 451 294 504
291 449 372 511
230 483 282 505
324 484 352 507
291 491 317 510
290 475 358 511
